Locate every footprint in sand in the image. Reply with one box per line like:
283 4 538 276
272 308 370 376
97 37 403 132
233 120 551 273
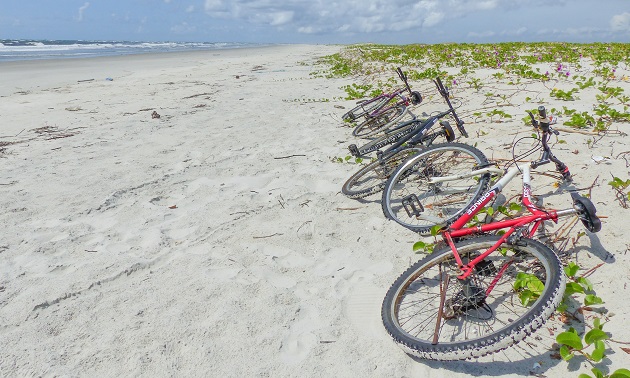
344 282 389 340
279 305 320 364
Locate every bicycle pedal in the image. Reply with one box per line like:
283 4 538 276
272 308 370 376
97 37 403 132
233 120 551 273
348 144 360 157
402 194 424 218
570 192 602 233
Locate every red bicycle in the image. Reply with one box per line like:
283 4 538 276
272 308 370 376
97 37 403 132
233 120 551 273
381 106 602 360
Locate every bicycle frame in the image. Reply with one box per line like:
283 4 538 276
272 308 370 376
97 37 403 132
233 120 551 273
438 165 576 281
363 87 410 118
371 110 453 156
351 77 466 158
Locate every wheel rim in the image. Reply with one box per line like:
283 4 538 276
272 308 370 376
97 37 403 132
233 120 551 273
355 106 406 137
385 146 486 231
345 149 421 196
390 240 556 349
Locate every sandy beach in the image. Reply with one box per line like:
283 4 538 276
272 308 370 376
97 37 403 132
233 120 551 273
1 44 629 377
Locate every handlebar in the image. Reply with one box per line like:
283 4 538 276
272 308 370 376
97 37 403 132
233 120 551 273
525 106 571 181
396 67 423 105
433 77 468 138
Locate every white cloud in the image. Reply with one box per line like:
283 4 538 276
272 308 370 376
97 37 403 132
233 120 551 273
611 12 630 31
500 26 527 36
468 30 496 38
77 2 90 22
423 12 444 27
202 0 455 35
197 0 609 40
186 5 195 13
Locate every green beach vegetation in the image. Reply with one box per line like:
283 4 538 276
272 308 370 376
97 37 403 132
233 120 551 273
316 42 630 133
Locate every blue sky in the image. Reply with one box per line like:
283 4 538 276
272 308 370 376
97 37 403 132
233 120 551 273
2 0 630 44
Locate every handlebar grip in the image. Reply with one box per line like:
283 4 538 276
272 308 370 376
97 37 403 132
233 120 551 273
538 106 547 119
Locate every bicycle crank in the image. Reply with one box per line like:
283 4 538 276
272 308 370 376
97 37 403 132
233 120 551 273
442 284 490 320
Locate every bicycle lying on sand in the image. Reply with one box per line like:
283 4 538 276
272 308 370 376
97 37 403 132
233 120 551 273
342 67 423 139
380 106 602 360
342 77 467 199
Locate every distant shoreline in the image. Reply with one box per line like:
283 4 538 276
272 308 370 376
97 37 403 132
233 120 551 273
0 44 317 97
0 39 279 62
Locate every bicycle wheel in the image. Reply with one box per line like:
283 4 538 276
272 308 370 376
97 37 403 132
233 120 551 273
382 235 565 361
352 105 408 138
381 143 491 235
342 97 390 122
342 148 424 199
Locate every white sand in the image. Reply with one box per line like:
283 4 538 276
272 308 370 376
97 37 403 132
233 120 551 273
1 44 629 377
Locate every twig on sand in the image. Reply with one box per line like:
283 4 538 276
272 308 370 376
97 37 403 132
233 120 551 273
273 154 307 159
0 129 25 138
581 263 605 278
336 207 363 211
183 93 213 99
297 221 312 234
616 151 630 167
253 233 283 239
553 127 600 136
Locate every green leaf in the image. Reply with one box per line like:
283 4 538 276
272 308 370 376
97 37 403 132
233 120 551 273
590 340 605 362
584 328 609 345
593 317 603 330
577 276 593 291
519 289 534 306
413 241 427 252
556 331 584 350
564 262 580 278
578 374 593 378
593 367 606 378
560 345 574 361
430 224 442 237
565 282 585 296
526 276 544 294
610 368 630 378
584 294 604 306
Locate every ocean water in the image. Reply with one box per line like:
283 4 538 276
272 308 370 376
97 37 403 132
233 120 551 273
0 39 271 62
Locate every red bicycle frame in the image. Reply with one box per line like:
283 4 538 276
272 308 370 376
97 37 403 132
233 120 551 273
440 165 575 281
